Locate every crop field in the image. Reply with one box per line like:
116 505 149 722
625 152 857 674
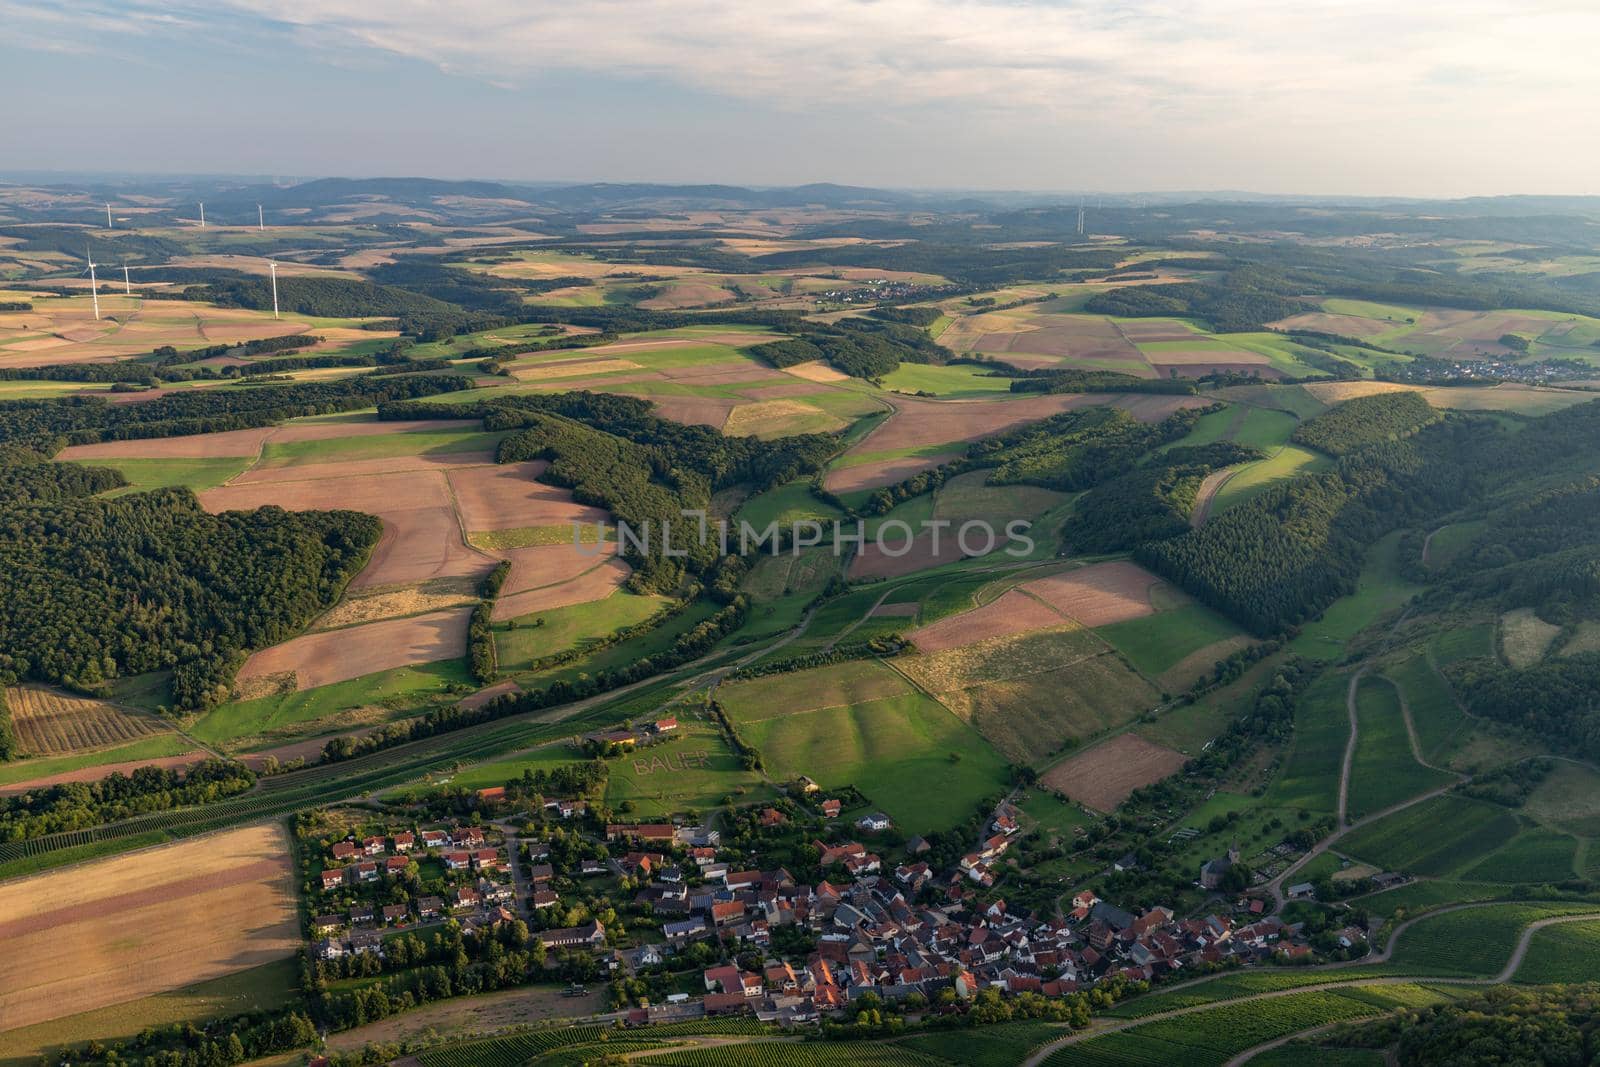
1512 918 1600 983
5 686 170 756
0 957 300 1066
200 464 495 590
0 823 299 1033
906 588 1073 652
823 392 1209 492
1388 903 1600 975
1346 676 1454 817
1020 561 1167 626
446 460 608 532
897 624 1109 692
1049 987 1418 1067
0 295 363 367
881 362 1015 397
718 660 914 719
1340 794 1521 876
1094 602 1248 684
935 652 1162 765
234 604 473 694
493 550 632 621
733 688 1010 835
1381 655 1467 762
1266 672 1350 812
1040 733 1189 811
0 735 200 794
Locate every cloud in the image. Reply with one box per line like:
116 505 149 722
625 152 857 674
119 0 1598 125
4 0 1598 194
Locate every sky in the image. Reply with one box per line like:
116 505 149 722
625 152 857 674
2 0 1597 198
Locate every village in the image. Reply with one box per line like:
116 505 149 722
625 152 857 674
296 734 1377 1033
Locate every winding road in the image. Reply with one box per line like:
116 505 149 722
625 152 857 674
1020 905 1600 1067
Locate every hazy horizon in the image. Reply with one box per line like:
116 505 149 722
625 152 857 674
3 1 1598 199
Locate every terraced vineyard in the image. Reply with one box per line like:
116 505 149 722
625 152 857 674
417 1024 611 1067
1045 985 1455 1066
642 1044 943 1067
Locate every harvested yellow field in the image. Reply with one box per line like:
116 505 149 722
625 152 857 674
1299 380 1416 404
781 360 852 383
0 823 300 1032
508 358 642 381
722 398 844 437
5 686 170 756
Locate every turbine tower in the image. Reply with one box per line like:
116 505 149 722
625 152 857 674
122 263 132 296
1077 200 1085 237
84 248 101 321
269 260 279 319
106 203 113 229
257 203 264 231
199 202 206 227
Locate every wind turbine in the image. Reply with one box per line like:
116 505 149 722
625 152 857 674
198 202 206 227
257 203 264 231
82 248 101 321
269 260 279 319
122 263 132 296
106 203 113 229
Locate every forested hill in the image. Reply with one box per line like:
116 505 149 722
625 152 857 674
0 448 380 717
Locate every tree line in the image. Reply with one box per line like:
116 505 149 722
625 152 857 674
0 759 255 841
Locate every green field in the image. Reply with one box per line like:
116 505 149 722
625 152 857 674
731 686 1009 835
254 427 504 468
1211 444 1330 513
735 480 845 531
1339 793 1520 877
421 739 586 792
0 958 299 1066
190 660 473 749
495 592 668 671
880 362 1014 398
1346 676 1454 817
1287 531 1422 660
1094 602 1248 683
1267 671 1349 813
1512 918 1600 983
604 717 773 817
0 732 194 788
68 456 253 494
1423 520 1485 570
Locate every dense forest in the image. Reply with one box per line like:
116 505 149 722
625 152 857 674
749 316 950 378
1061 441 1262 552
1140 417 1486 634
1291 391 1439 455
1319 985 1600 1065
0 374 466 453
0 462 379 709
861 406 1206 514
